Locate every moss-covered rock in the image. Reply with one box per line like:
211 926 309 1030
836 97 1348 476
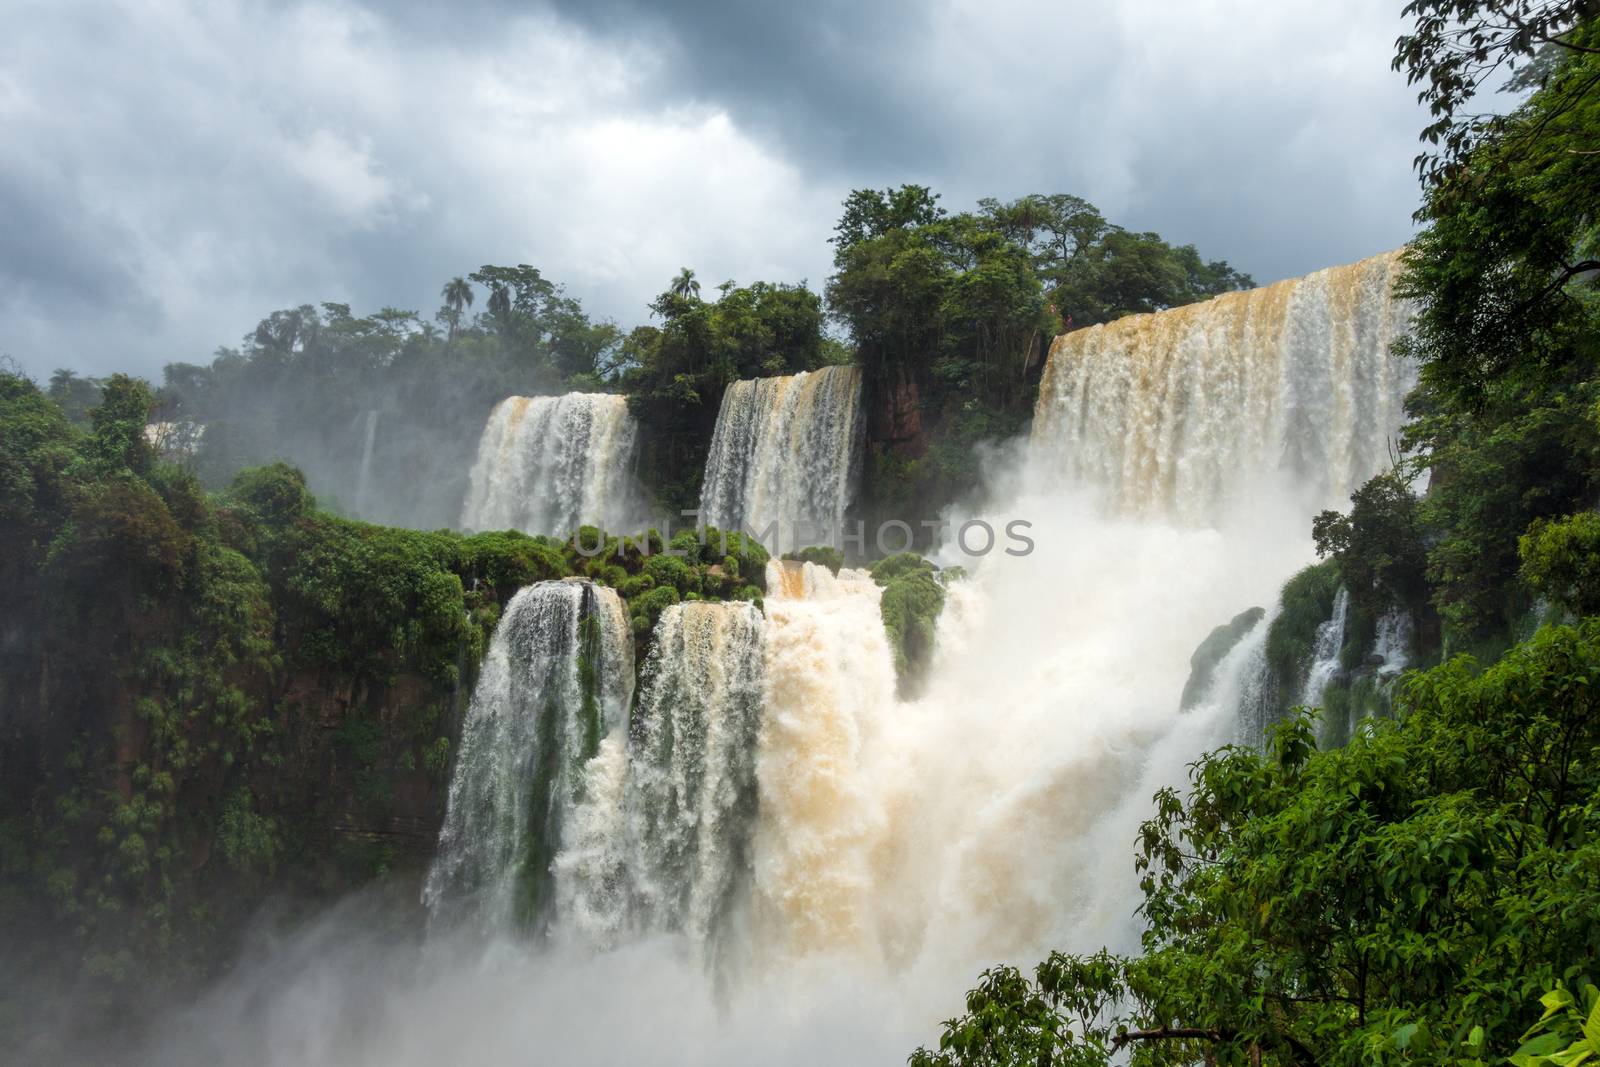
1180 606 1266 710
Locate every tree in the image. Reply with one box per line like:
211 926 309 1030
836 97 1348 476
831 184 946 252
825 186 1248 522
46 368 105 426
1393 0 1600 186
1374 14 1600 646
438 276 474 344
87 373 155 476
622 278 826 510
669 267 701 301
1312 471 1432 625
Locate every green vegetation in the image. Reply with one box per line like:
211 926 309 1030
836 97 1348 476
1317 11 1600 657
554 522 769 639
916 623 1600 1067
0 368 609 1001
870 552 949 696
921 5 1600 1063
1264 561 1343 699
101 181 1243 540
1521 511 1600 616
783 544 845 574
154 267 627 529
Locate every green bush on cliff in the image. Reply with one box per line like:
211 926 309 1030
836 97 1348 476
644 553 702 597
870 552 946 695
458 530 571 600
278 516 469 688
629 584 680 636
1179 606 1266 711
1264 560 1341 698
538 524 771 656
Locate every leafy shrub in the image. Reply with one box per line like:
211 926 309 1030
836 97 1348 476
629 585 680 636
458 530 570 597
1519 511 1600 617
227 463 315 526
216 788 279 876
618 573 655 599
644 554 701 596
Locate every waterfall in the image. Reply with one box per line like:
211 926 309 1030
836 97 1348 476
277 251 1421 1060
423 579 633 935
750 561 898 958
1372 610 1414 677
460 393 640 536
142 420 205 459
354 409 379 517
559 601 766 958
1033 250 1414 522
698 365 863 551
1301 586 1351 709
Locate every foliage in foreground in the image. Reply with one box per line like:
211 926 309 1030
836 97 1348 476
914 622 1600 1067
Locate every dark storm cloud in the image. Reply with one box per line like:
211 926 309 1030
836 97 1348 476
536 0 945 170
528 0 1429 283
0 0 1431 382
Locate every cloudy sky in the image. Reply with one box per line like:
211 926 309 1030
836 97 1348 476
2 0 1430 381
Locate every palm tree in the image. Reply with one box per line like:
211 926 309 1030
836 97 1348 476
669 267 701 301
440 277 474 345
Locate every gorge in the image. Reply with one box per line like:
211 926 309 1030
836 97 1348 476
140 248 1417 1064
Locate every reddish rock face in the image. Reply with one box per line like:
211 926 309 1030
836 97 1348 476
870 367 927 457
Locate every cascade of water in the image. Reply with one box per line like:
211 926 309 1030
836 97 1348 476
401 251 1419 1056
423 580 633 935
461 393 640 536
558 601 767 958
354 409 379 517
777 252 1417 974
1301 586 1351 709
1033 251 1414 522
1372 610 1414 678
699 365 863 551
142 421 206 459
750 561 898 958
1070 607 1274 950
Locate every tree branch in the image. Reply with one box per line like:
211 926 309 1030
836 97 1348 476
1518 259 1600 317
1113 1027 1224 1048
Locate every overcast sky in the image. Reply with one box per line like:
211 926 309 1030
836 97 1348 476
1 0 1429 381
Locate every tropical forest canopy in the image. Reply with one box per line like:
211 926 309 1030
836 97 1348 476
38 188 1249 527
